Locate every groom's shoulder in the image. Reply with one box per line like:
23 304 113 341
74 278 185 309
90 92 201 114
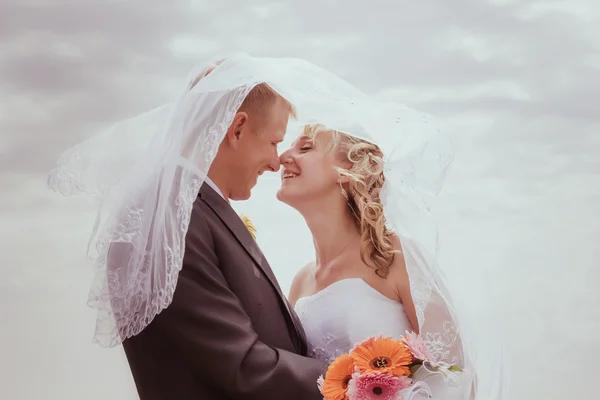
187 194 228 237
186 197 215 234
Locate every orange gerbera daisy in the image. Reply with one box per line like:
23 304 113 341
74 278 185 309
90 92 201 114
321 354 355 400
350 336 414 377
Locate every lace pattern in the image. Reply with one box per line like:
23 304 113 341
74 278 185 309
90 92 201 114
50 83 252 346
422 320 460 368
307 334 347 366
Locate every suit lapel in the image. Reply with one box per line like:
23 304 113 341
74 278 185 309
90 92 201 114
199 184 307 354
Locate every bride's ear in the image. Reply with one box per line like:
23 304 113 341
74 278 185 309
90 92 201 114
336 169 352 184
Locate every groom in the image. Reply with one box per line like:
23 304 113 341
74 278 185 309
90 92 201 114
120 68 327 399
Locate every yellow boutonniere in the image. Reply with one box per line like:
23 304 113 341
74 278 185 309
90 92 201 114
240 215 257 239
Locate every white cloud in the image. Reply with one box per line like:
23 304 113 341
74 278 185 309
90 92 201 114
377 80 532 103
517 0 600 22
168 36 221 58
436 27 527 64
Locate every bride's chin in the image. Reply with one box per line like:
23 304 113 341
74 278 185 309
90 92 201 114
276 188 298 206
275 188 288 203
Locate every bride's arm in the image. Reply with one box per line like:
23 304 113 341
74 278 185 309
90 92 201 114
389 235 420 333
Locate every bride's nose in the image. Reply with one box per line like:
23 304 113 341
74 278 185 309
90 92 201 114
279 149 293 165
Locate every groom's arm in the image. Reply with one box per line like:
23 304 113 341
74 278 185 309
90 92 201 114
151 213 326 400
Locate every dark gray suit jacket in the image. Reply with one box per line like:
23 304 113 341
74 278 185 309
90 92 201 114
120 183 326 399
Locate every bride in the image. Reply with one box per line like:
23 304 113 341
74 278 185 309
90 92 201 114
275 120 482 399
278 124 419 351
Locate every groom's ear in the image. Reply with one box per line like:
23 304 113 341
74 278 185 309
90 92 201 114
225 111 249 147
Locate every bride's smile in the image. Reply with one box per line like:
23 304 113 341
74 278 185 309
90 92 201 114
281 169 299 180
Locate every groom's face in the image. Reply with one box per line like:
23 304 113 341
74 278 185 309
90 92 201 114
228 99 290 200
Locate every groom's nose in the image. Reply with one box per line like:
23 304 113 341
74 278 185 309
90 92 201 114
266 151 281 172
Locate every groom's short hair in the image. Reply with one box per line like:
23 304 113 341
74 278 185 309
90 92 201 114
189 66 295 129
238 83 297 129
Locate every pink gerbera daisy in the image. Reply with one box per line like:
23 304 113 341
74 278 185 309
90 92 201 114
401 331 439 366
347 372 412 400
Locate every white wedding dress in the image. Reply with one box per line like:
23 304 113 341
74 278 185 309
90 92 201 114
295 278 413 365
294 277 467 399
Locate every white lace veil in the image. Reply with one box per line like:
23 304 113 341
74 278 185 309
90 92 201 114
48 53 505 398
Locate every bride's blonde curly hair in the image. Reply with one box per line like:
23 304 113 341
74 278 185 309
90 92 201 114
304 124 397 278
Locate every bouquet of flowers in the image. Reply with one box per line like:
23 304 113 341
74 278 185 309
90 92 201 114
317 332 463 400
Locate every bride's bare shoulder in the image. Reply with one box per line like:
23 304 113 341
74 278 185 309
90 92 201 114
387 234 409 286
288 261 316 307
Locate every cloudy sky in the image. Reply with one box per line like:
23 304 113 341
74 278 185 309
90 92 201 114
1 1 598 399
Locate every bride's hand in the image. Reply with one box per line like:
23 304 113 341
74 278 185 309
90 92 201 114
189 58 226 89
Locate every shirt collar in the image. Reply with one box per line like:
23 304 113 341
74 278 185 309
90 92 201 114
204 176 226 201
